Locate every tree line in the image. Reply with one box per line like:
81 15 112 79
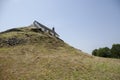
92 44 120 59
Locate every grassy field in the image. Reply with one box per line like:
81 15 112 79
0 26 120 80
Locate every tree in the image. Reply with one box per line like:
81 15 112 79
111 44 120 58
92 49 98 56
92 47 111 58
97 47 111 57
92 44 120 59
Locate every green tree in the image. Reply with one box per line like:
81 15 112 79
97 47 111 57
92 47 111 58
92 49 98 56
111 44 120 58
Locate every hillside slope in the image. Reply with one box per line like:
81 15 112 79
0 26 120 80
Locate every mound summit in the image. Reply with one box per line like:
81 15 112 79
0 21 62 48
0 21 120 80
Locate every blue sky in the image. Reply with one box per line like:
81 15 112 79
0 0 120 53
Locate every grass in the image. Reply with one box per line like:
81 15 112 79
0 26 120 80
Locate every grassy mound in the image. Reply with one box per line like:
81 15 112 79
0 26 120 80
